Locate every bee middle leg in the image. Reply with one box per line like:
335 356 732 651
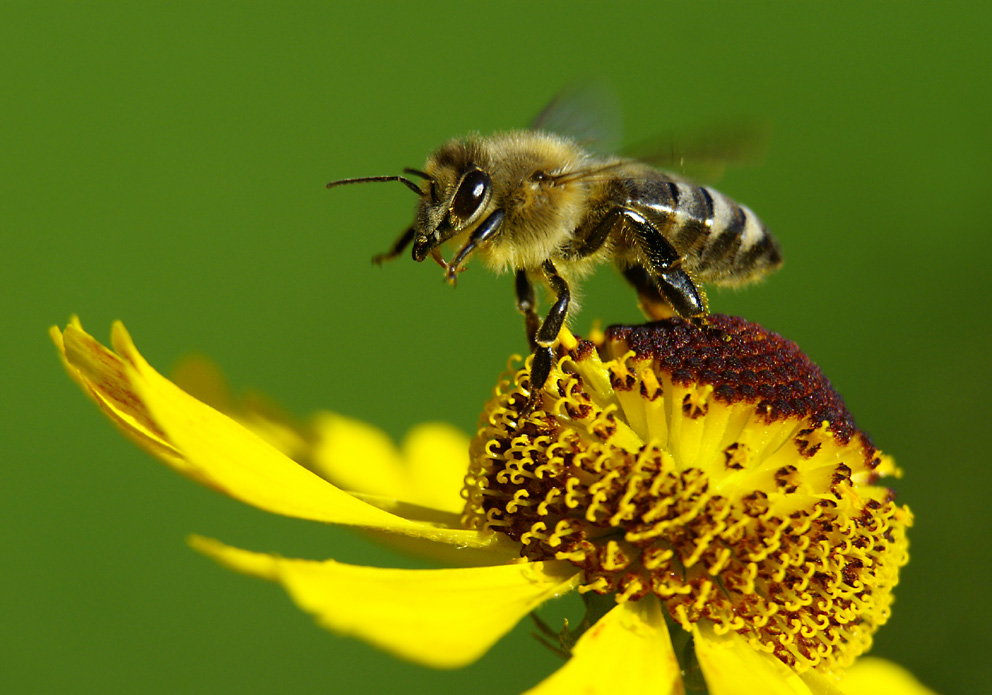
515 269 541 351
529 260 570 401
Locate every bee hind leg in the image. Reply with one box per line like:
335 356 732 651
622 263 708 326
527 261 570 407
651 265 708 327
616 209 709 326
572 205 707 325
622 265 677 321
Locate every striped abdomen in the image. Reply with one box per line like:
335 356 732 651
626 173 783 286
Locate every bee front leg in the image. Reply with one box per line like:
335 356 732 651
373 226 416 265
515 270 540 351
529 260 570 403
444 209 505 284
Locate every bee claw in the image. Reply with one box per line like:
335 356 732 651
521 394 538 416
444 262 467 286
429 248 448 270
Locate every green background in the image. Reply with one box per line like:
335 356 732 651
4 3 988 693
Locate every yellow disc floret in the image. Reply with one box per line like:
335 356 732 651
462 315 911 675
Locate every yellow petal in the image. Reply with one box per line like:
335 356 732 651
171 354 312 464
114 323 479 543
173 356 470 514
310 414 469 514
54 320 503 551
190 535 580 669
53 321 185 468
693 622 819 695
524 596 683 695
839 658 938 695
394 421 472 513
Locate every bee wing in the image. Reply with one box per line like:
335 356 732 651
621 121 771 183
531 82 624 156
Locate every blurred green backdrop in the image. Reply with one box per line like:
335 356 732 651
4 3 989 693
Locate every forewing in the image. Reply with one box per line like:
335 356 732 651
532 85 769 185
622 120 770 183
530 82 624 155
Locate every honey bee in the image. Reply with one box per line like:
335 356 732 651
327 92 783 395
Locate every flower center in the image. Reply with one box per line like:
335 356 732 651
462 316 911 674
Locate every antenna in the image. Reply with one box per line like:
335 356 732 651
325 175 423 195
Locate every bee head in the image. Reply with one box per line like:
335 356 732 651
412 140 494 262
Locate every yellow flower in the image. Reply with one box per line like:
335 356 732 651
52 315 936 694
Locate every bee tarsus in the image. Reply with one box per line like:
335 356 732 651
527 260 571 406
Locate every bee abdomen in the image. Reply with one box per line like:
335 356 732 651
671 183 714 252
626 179 713 252
623 175 781 284
691 186 781 283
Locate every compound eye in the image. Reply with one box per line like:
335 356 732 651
450 169 490 222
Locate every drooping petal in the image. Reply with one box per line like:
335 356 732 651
172 357 470 514
839 658 938 695
524 596 683 695
53 320 506 551
53 319 185 468
391 421 472 513
693 622 821 695
171 354 312 466
190 536 580 669
309 414 469 514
